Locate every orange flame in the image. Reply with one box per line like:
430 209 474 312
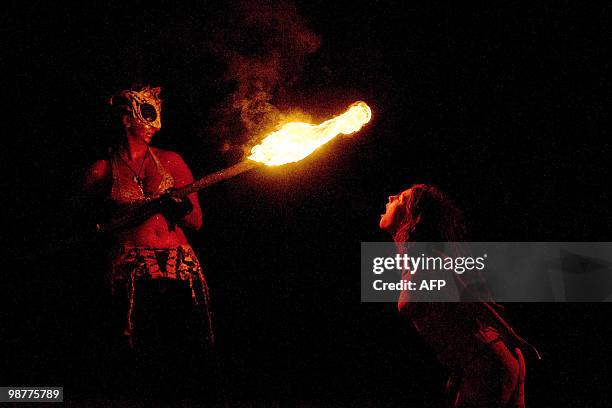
248 101 372 166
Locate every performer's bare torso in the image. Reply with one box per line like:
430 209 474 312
84 145 202 247
116 211 189 248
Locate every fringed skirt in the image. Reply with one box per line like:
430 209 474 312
110 244 215 349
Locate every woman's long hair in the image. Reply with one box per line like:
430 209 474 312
392 184 467 244
393 184 499 303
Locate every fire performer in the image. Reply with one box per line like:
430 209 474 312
380 184 532 408
82 84 214 398
79 96 370 399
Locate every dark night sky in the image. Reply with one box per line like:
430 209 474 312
4 1 611 406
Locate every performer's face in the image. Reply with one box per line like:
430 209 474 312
379 190 407 233
124 115 158 144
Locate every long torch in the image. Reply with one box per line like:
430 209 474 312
97 101 372 233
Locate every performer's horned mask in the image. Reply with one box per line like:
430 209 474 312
111 86 163 130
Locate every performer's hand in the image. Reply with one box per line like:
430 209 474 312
161 188 193 223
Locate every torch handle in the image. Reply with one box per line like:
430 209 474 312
174 160 260 198
96 199 164 234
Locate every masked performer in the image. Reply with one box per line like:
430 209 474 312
82 85 214 398
380 184 537 408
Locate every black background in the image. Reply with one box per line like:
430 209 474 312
4 1 611 406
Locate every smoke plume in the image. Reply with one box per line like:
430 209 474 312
207 0 320 160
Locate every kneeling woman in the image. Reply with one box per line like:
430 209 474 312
379 184 533 408
83 85 213 397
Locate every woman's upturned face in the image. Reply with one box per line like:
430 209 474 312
379 190 409 233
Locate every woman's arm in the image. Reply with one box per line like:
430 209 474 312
83 159 111 194
159 150 203 231
76 159 112 230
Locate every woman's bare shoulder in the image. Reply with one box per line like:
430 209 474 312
84 158 111 189
152 148 195 184
152 147 185 164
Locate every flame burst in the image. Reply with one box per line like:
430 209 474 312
248 101 372 166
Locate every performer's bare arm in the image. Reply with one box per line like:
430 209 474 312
83 159 111 194
157 150 203 231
